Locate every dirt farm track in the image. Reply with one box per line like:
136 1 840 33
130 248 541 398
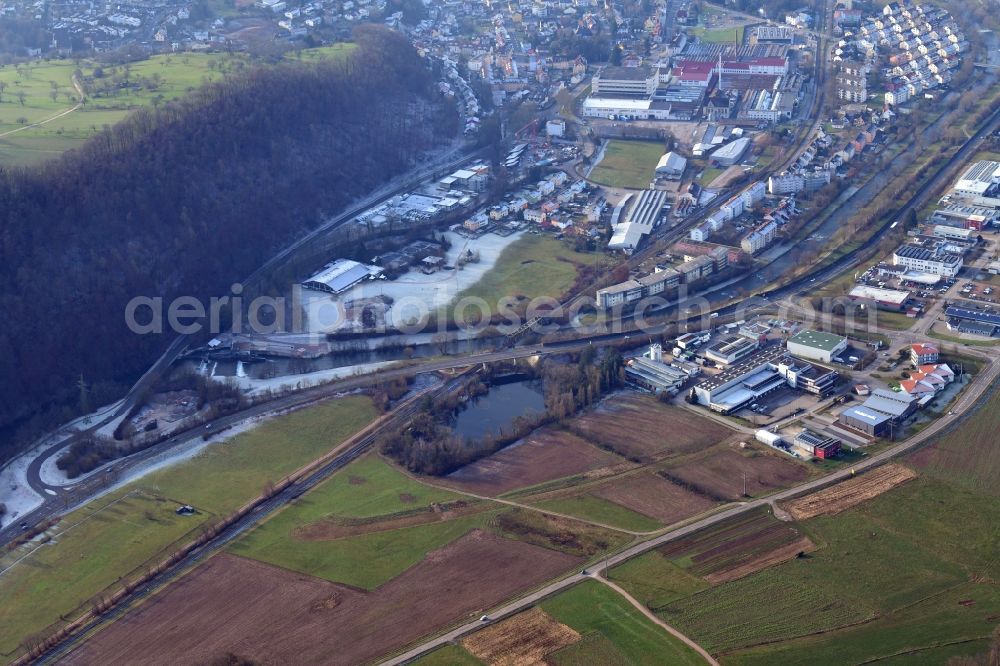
61 531 578 665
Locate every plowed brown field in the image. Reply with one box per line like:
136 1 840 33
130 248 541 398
440 428 622 495
63 531 579 666
782 464 918 521
461 607 580 665
661 450 809 501
567 395 734 462
593 472 716 524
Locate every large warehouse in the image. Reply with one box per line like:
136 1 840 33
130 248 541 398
945 306 1000 337
952 160 1000 197
608 189 667 252
847 285 910 311
710 137 751 167
837 405 892 437
302 259 382 294
655 152 687 179
786 330 848 363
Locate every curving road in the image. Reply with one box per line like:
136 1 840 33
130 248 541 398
382 353 999 665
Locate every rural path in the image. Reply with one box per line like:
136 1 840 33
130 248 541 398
0 102 82 139
386 456 664 537
592 575 721 666
384 354 999 665
0 73 85 140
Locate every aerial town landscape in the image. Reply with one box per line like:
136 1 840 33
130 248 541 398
0 0 1000 662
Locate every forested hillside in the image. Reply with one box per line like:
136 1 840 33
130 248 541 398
0 25 458 459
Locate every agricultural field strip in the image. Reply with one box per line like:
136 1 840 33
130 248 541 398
595 576 720 666
382 355 1000 664
782 464 918 521
658 511 807 579
395 459 660 536
16 384 458 664
0 489 144 578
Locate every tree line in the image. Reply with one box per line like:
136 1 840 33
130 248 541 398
381 352 624 476
0 25 458 464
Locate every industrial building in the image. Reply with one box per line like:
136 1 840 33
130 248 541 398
624 345 689 394
655 152 687 179
892 244 963 277
952 160 1000 197
302 259 383 294
837 405 893 437
838 388 917 436
786 330 848 363
704 335 760 366
591 65 661 97
862 388 918 419
775 358 839 396
752 25 794 44
710 137 751 166
694 347 790 413
608 189 667 252
693 347 836 413
944 306 1000 337
847 285 910 311
793 430 841 459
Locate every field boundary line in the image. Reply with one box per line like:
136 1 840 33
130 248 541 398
856 636 994 664
381 454 653 536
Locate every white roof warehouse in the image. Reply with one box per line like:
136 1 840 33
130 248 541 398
302 259 383 294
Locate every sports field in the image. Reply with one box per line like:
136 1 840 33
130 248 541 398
691 25 745 43
588 140 664 189
0 44 355 166
0 395 376 659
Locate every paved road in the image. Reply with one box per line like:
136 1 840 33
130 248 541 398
382 355 999 664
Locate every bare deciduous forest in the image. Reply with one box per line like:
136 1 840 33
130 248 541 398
0 25 458 461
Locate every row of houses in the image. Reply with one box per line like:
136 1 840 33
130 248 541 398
689 181 766 243
839 2 966 108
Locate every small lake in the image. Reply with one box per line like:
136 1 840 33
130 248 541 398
452 379 546 442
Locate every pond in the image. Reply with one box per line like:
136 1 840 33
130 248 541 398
452 379 546 442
